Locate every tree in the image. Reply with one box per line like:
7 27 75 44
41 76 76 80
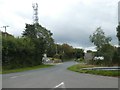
53 43 80 60
89 27 114 66
112 47 119 65
22 23 55 65
87 50 93 53
61 43 74 59
99 44 115 66
22 24 37 39
23 24 54 55
116 23 120 65
2 23 54 69
89 27 112 50
74 48 84 59
116 23 120 45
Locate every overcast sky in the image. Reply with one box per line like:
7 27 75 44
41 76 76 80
0 0 119 51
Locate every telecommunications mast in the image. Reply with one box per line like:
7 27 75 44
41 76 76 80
32 3 39 24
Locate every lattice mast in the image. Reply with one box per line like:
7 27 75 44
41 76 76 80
32 3 39 24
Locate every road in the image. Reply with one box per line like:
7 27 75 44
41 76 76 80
2 61 118 88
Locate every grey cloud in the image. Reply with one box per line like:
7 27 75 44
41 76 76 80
0 0 119 50
40 1 118 48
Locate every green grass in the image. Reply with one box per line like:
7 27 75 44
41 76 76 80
67 64 120 77
0 67 2 74
2 64 54 74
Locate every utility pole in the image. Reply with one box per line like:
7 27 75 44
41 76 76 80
1 25 9 37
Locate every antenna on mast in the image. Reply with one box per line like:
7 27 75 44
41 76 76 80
32 3 39 24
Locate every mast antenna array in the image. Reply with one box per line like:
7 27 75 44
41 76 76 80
32 3 39 24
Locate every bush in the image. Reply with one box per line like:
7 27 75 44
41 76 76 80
53 54 60 59
75 58 84 62
2 36 44 70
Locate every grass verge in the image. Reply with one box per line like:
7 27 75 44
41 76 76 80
2 64 54 74
0 67 2 74
67 64 120 77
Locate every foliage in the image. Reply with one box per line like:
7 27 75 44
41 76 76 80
23 23 54 64
62 43 75 59
92 44 116 66
99 44 115 66
89 27 117 66
22 24 37 39
23 24 54 55
54 43 74 59
89 27 112 50
116 24 120 65
2 23 54 70
86 50 93 53
53 43 84 60
112 48 120 65
75 58 84 62
116 23 120 45
74 48 84 59
2 36 38 69
46 44 56 57
53 54 60 59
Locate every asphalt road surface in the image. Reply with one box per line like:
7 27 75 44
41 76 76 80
2 61 118 88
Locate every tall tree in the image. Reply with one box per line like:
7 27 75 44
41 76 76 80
23 24 54 52
62 43 74 59
116 23 120 65
89 27 112 50
99 44 115 66
22 23 54 64
116 23 120 45
22 24 37 39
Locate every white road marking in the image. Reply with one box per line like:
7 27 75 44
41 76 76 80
21 74 26 76
10 76 19 78
54 82 65 88
10 74 26 79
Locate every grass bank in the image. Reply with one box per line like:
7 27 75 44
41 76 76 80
67 64 120 77
0 68 1 74
2 64 54 74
